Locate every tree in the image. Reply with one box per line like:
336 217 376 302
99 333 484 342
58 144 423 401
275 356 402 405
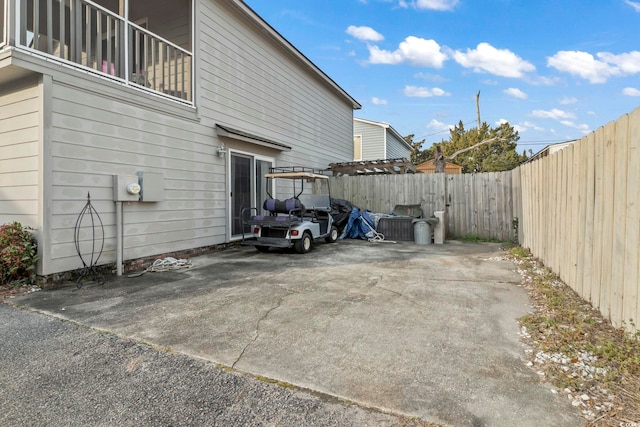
438 120 527 173
404 134 432 165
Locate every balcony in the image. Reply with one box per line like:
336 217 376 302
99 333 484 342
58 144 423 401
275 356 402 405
4 0 193 103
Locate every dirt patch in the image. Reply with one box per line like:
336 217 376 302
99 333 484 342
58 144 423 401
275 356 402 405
0 285 39 303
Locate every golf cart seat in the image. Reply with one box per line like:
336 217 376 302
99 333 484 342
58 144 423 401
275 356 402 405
264 198 305 215
248 198 306 225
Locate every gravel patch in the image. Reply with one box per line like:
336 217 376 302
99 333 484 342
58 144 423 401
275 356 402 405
0 304 431 427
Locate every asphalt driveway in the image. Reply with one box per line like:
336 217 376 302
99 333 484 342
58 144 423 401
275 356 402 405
10 240 581 426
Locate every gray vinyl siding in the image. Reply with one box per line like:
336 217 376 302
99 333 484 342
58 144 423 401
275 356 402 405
354 120 385 160
47 80 223 274
386 132 411 159
198 0 353 168
1 0 357 276
0 78 41 229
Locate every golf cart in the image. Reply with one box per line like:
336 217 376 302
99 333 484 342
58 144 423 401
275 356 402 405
241 167 338 254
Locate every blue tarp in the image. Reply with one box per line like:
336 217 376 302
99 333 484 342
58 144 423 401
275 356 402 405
339 207 376 240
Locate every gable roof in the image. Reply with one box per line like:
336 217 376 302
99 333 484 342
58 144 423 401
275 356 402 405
354 117 412 150
525 140 577 163
233 1 361 110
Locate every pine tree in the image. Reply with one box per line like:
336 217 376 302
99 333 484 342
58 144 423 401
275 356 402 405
438 120 527 173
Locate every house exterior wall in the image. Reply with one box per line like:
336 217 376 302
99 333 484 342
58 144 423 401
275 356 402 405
199 0 354 167
0 0 358 276
385 131 411 159
353 119 385 160
0 77 41 229
46 78 220 275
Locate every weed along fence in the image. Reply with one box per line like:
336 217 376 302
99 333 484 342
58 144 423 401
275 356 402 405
518 106 640 332
318 172 517 241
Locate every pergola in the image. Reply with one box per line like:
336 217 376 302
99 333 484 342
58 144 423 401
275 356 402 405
327 158 416 177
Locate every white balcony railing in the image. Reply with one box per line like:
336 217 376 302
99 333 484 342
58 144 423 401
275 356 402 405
13 0 192 103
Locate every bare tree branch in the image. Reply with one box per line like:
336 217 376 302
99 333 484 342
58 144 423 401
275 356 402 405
446 137 503 161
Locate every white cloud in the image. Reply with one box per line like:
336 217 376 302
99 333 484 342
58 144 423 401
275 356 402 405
346 25 384 42
426 119 453 133
403 85 450 97
623 87 640 96
525 75 560 86
531 108 576 120
547 51 611 83
560 121 591 133
625 0 640 12
495 118 522 133
597 51 640 75
559 96 578 105
504 88 527 99
522 121 545 132
371 97 388 105
413 0 460 11
413 72 447 82
368 36 447 67
453 43 535 78
547 50 640 83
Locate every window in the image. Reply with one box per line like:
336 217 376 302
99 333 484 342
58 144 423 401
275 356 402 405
354 135 363 161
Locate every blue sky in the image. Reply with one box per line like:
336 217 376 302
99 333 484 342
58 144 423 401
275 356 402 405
244 0 640 155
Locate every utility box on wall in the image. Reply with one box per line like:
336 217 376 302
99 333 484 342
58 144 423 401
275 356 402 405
113 175 141 202
137 172 164 202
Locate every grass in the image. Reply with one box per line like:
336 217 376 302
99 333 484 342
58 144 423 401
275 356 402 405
457 235 508 244
509 246 640 426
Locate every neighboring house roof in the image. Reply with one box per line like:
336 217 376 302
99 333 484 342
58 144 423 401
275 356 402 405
525 140 577 163
416 159 463 174
235 1 361 110
353 117 413 151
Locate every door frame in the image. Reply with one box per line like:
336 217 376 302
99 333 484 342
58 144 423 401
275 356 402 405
227 148 275 241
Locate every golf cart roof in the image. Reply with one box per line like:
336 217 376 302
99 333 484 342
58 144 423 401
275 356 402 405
264 171 329 180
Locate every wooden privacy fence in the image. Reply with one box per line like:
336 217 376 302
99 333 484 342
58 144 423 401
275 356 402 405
322 173 446 219
319 172 518 241
319 106 639 331
446 171 518 241
518 106 640 331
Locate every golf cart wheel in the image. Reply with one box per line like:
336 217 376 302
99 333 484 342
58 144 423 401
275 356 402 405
325 226 339 243
255 245 270 253
294 232 312 254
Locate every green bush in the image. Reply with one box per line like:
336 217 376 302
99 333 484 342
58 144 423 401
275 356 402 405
0 222 38 287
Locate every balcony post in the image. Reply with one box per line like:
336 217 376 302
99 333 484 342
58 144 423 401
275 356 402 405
123 0 128 83
5 0 19 46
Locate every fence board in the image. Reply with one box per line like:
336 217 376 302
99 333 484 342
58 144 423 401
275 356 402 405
623 108 639 327
611 114 629 327
583 133 596 304
548 150 558 272
568 143 579 292
599 121 616 319
512 168 521 243
555 149 564 273
590 127 605 307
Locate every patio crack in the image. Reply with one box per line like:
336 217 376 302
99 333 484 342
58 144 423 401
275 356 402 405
232 289 293 369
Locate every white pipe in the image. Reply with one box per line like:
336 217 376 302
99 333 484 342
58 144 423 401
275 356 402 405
116 201 123 276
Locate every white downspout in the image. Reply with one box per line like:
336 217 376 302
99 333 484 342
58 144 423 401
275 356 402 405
116 201 123 276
